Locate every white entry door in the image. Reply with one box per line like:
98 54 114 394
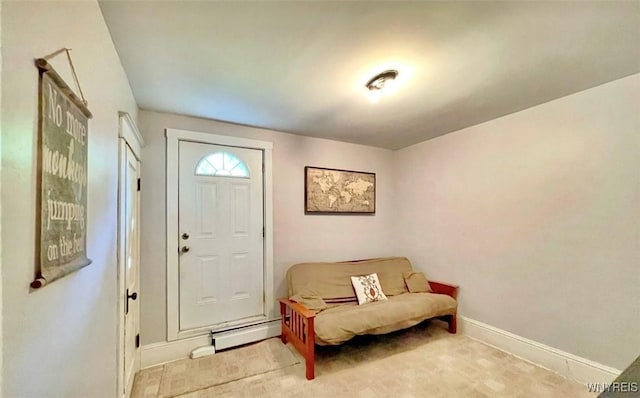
122 143 141 396
178 141 264 331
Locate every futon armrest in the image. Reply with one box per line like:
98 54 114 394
279 298 316 319
428 281 459 299
278 298 317 379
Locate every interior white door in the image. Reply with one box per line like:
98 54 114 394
178 141 264 331
123 144 141 396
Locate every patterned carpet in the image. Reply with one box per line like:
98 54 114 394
132 320 596 398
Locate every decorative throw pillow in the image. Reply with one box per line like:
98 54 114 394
350 273 388 305
403 271 432 293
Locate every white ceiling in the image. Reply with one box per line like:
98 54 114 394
100 1 639 149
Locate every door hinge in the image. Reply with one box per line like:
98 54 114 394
137 178 141 191
135 334 140 348
262 226 265 237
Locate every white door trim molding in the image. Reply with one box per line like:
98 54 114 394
116 112 144 398
460 316 621 385
166 128 274 341
118 111 145 158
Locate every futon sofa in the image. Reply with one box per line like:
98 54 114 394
279 257 458 380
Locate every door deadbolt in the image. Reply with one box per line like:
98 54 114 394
182 233 190 240
126 289 138 314
181 246 190 253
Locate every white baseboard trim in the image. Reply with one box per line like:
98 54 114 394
141 320 282 369
213 320 281 351
460 316 621 385
141 334 212 369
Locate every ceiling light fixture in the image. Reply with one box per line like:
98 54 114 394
366 69 398 91
366 69 399 103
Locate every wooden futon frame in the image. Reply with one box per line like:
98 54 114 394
279 280 458 380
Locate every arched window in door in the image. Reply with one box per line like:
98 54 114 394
195 152 250 178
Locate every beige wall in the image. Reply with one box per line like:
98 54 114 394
1 2 138 397
394 74 640 370
138 110 397 344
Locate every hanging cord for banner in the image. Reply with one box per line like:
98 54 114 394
41 48 88 106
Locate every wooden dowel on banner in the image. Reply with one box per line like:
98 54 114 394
30 277 47 289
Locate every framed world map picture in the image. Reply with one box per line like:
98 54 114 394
305 166 376 214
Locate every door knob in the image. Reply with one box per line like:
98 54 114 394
181 246 190 253
182 233 190 240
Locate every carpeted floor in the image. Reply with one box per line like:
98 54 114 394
154 338 300 397
132 321 596 398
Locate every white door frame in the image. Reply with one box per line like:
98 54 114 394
116 112 144 398
166 128 274 341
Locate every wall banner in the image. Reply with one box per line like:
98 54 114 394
32 59 93 289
